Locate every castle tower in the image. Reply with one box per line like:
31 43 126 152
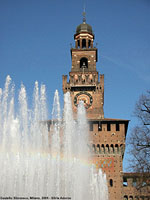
62 13 104 119
62 14 129 200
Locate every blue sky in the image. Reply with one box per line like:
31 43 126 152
0 0 150 171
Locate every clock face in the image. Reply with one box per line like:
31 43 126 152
74 92 93 109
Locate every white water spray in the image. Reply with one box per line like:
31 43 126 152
0 76 108 199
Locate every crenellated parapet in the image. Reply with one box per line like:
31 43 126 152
122 173 150 200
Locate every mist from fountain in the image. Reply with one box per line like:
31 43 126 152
0 75 108 199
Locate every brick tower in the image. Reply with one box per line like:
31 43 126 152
63 13 104 120
62 14 129 200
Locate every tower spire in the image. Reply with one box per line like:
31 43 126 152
82 5 86 23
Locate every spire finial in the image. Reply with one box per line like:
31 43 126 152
82 4 86 23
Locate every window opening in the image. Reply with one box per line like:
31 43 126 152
123 177 128 187
82 39 86 48
88 40 91 48
80 57 88 68
110 179 113 187
124 196 128 200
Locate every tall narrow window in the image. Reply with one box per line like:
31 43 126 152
123 177 128 187
110 179 113 187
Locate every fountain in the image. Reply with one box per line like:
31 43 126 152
0 75 108 199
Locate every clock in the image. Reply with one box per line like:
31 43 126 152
74 92 93 109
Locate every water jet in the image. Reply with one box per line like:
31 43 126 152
0 76 108 199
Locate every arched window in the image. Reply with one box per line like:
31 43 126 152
124 196 128 200
80 57 88 68
82 39 86 48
